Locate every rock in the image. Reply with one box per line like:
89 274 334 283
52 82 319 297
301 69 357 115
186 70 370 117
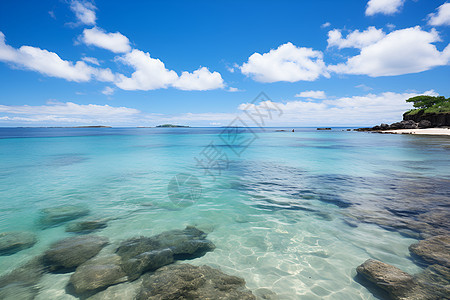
418 119 432 128
66 219 108 234
389 122 404 129
69 254 127 295
44 235 108 271
380 123 390 130
86 280 142 300
0 256 45 300
254 288 278 299
120 248 174 281
136 264 255 300
356 259 416 299
116 226 214 280
39 205 90 227
409 235 450 267
0 283 37 300
0 232 37 255
401 120 419 129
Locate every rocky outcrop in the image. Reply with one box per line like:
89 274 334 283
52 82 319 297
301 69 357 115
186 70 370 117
116 226 215 280
409 235 450 267
136 264 256 300
403 111 450 127
0 232 37 255
39 205 90 227
69 254 127 295
43 235 108 271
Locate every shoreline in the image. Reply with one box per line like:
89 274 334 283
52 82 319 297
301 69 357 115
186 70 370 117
381 128 450 136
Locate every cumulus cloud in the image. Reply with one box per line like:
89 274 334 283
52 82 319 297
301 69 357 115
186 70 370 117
428 3 450 26
0 32 115 82
321 22 331 29
115 50 224 91
295 90 326 99
365 0 404 16
80 27 131 53
114 49 179 90
327 27 385 49
240 42 329 82
329 26 450 77
173 67 224 91
70 0 96 25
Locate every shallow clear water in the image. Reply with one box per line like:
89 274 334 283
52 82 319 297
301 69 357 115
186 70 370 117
0 127 449 299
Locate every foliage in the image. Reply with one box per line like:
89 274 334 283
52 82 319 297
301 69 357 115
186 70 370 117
405 95 450 115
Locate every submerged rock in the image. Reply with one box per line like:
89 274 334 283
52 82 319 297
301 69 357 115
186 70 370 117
0 256 45 300
356 259 415 299
409 235 450 267
39 204 90 227
116 226 215 280
44 235 108 271
66 219 108 234
0 232 37 255
356 259 450 300
69 254 127 295
136 264 255 300
86 280 142 300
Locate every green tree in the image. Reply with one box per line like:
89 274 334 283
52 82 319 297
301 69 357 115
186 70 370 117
406 95 446 109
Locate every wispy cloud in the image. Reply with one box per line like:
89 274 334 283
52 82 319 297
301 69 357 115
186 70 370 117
428 3 450 26
70 0 96 26
365 0 405 16
80 27 131 53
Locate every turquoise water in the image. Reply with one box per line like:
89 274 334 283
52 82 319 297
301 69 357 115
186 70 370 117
0 127 449 299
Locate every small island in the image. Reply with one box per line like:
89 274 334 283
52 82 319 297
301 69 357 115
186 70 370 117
357 95 450 135
156 124 190 128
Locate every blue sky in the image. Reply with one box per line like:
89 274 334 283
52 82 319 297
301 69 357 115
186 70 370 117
0 0 449 126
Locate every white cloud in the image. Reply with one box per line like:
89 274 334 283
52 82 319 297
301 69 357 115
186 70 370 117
102 86 115 96
321 22 331 29
115 49 178 90
227 87 241 92
82 56 100 65
365 0 405 16
329 26 450 77
80 27 131 53
428 3 450 26
115 50 224 91
0 32 115 82
0 101 139 125
355 84 373 91
327 27 385 49
70 0 96 25
295 90 326 99
237 91 436 126
240 42 329 82
172 67 224 91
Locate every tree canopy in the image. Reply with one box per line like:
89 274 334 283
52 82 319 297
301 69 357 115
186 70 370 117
405 95 450 115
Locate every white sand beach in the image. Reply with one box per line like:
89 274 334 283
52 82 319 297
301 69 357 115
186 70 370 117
382 128 450 136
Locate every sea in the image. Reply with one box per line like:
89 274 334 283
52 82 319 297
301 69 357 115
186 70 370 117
0 127 449 299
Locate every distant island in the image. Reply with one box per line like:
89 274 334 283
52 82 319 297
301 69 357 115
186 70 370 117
156 124 190 128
